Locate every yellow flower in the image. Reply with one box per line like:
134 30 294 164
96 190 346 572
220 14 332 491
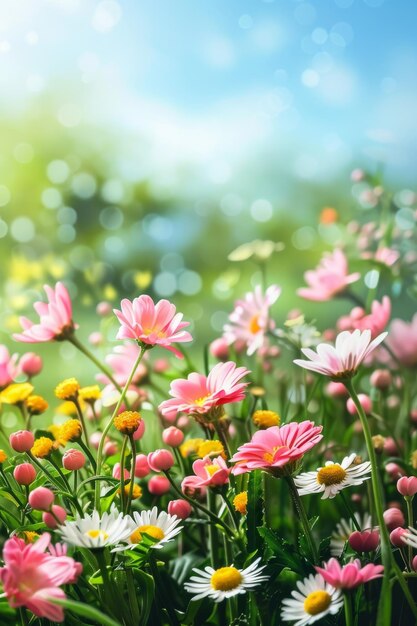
22 531 40 543
1 383 34 405
372 435 386 454
252 410 281 429
179 438 205 459
57 400 85 416
411 450 417 470
113 411 141 435
55 378 80 400
26 395 49 415
48 424 63 442
79 385 101 403
119 483 142 500
233 491 248 515
59 419 82 444
197 440 226 459
31 437 54 458
249 386 266 397
0 450 7 464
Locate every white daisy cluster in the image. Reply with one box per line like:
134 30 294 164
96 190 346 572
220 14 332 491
294 453 371 499
281 573 343 626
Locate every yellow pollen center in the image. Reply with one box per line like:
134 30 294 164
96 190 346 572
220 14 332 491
206 464 219 476
317 464 347 486
143 327 166 339
304 590 331 615
194 394 210 406
263 446 285 464
130 525 165 543
85 529 109 541
211 567 243 591
249 315 261 334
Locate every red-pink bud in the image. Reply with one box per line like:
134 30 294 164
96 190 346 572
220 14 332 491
370 369 392 390
384 438 399 456
397 476 417 497
410 409 417 424
9 430 34 453
383 507 405 531
13 463 36 486
148 475 170 495
134 454 150 478
390 527 407 548
162 426 184 448
90 432 104 449
177 416 190 430
63 448 86 471
19 352 43 377
153 358 170 374
348 530 380 552
132 419 145 441
112 462 129 480
412 555 417 572
326 382 348 398
104 441 118 456
148 449 175 472
346 394 372 416
210 337 229 361
88 332 103 347
43 504 67 529
29 487 54 511
168 499 192 519
385 462 405 479
96 301 112 316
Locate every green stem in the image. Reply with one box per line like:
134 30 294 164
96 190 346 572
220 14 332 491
26 452 66 491
344 592 353 626
208 491 227 626
78 438 97 472
126 435 136 514
405 497 414 570
94 345 147 511
68 335 123 393
73 398 91 450
340 490 361 532
285 475 319 564
119 436 128 513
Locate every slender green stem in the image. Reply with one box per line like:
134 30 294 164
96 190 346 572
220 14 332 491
340 490 361 532
73 399 91 450
78 438 97 472
26 452 65 491
285 475 319 564
405 497 414 570
68 335 123 393
344 592 353 626
119 436 128 513
392 560 417 622
208 491 227 626
126 435 136 514
94 345 147 511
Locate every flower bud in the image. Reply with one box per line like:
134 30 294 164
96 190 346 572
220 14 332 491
10 430 34 453
132 419 145 441
162 426 184 448
148 475 171 495
412 555 417 572
103 441 118 456
384 437 400 456
13 463 36 485
397 476 417 497
346 394 372 416
210 338 229 361
351 168 365 182
372 435 386 454
153 358 170 374
62 448 86 471
43 505 67 529
385 462 405 479
383 507 405 531
326 382 348 398
410 409 417 424
96 301 112 316
168 499 192 519
177 416 190 430
390 527 407 548
29 487 54 511
370 369 392 390
148 449 175 472
88 332 103 347
113 462 129 480
134 454 150 478
19 352 43 377
348 530 379 552
89 432 103 449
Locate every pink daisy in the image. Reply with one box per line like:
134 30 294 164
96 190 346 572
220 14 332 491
181 456 231 490
315 558 383 589
337 296 391 339
297 249 360 302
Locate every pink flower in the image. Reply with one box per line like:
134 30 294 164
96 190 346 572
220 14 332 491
297 249 360 302
181 456 230 490
349 530 380 552
13 283 76 343
113 295 192 359
223 285 281 355
294 329 387 379
387 314 417 367
159 361 250 420
0 533 81 622
0 346 19 388
96 343 148 387
315 558 383 589
397 476 417 497
337 297 391 339
230 421 323 476
361 247 400 267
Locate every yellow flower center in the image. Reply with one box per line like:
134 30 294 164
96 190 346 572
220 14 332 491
179 438 205 458
211 567 242 591
197 440 225 459
304 590 331 615
263 446 285 465
22 531 39 543
194 395 210 406
249 315 261 334
85 529 109 540
31 437 54 458
317 464 347 486
252 410 281 429
205 464 220 476
143 327 167 339
233 491 248 515
130 525 165 543
114 411 141 435
120 483 142 500
55 378 80 400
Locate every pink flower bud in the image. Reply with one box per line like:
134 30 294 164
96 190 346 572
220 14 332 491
323 329 336 341
104 441 118 456
162 426 184 448
412 555 417 572
346 394 372 416
383 507 405 531
29 487 54 511
90 432 104 449
390 527 407 548
348 530 380 552
19 352 43 377
148 449 175 472
112 462 129 480
397 476 417 497
89 332 103 347
370 369 392 390
134 454 150 478
148 474 171 495
177 416 190 430
384 437 400 456
210 338 229 361
168 499 192 519
96 301 112 316
387 500 402 510
132 419 145 441
13 463 36 486
351 168 365 182
43 504 67 529
63 449 86 471
153 358 170 374
326 382 348 398
385 462 405 479
9 430 35 453
410 409 417 424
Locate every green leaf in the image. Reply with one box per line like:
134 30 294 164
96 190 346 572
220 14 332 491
257 527 305 573
247 470 263 553
49 597 121 626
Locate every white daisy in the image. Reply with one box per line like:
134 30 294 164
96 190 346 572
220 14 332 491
281 573 343 626
58 508 131 549
112 507 183 551
402 527 417 550
294 453 371 499
184 557 268 602
330 513 373 556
